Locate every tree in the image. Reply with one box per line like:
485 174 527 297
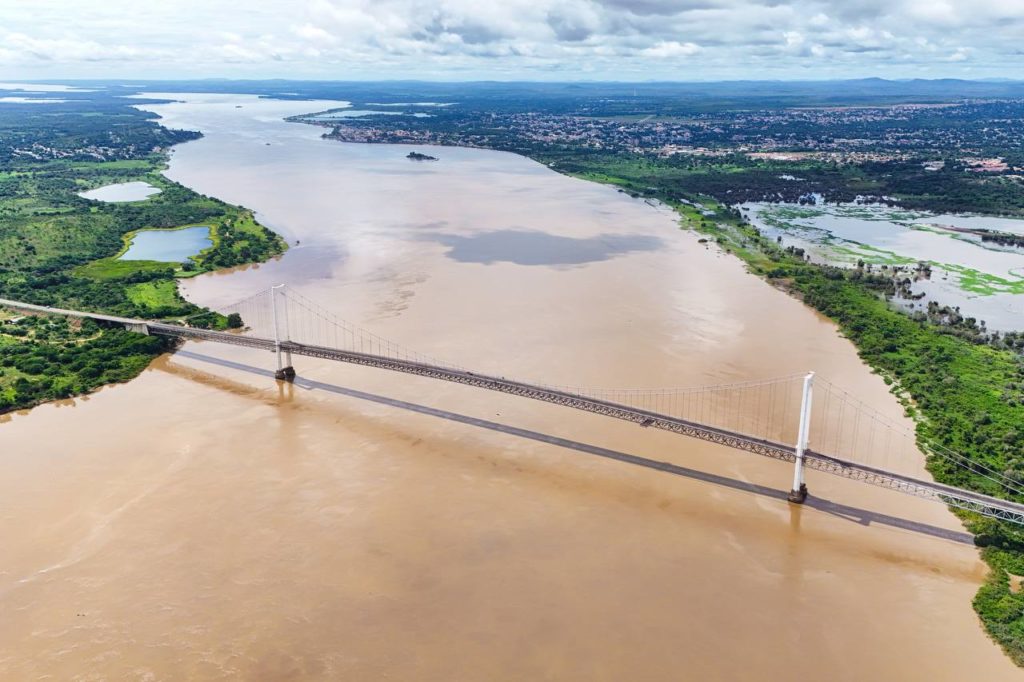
226 312 243 329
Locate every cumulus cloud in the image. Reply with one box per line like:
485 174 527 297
0 0 1019 79
2 33 161 63
642 41 701 58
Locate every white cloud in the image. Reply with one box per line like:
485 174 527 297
641 41 701 58
2 33 162 63
292 23 339 45
947 47 972 62
0 0 1018 79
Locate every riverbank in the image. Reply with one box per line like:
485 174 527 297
3 91 1019 680
294 107 1024 660
551 164 1024 663
0 137 287 414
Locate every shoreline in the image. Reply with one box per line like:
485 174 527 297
2 94 1020 679
0 136 289 415
299 120 1024 665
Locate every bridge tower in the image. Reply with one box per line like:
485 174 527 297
788 371 814 504
271 284 296 382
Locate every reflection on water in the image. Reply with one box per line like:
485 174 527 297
0 92 1019 681
176 349 978 545
120 226 212 262
421 230 664 266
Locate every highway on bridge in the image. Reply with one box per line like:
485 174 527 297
4 295 1024 528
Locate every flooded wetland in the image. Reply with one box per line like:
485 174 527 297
745 202 1024 331
1 94 1020 680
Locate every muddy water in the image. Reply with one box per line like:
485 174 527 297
1 93 1020 680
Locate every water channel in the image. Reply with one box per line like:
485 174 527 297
0 93 1018 680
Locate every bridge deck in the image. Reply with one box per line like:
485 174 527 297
4 296 1023 526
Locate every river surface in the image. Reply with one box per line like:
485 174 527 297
1 93 1020 680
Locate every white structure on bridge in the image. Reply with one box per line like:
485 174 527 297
4 288 1024 528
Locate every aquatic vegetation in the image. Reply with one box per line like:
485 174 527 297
940 264 1024 296
830 243 917 266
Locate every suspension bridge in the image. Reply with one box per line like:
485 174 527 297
4 286 1024 528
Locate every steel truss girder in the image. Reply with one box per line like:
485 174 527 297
282 341 1024 526
4 296 1024 527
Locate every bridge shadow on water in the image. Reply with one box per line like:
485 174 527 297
171 349 975 547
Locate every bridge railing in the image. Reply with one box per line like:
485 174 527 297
7 289 1024 526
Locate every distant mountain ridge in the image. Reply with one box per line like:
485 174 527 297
8 78 1024 113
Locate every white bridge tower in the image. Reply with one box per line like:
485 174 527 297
271 284 296 382
788 371 814 503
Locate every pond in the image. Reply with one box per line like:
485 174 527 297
119 226 212 262
79 181 161 202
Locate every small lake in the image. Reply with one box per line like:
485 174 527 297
119 226 212 262
79 181 161 202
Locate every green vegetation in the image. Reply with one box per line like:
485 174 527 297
73 257 175 281
544 152 1024 217
830 243 918 267
0 315 170 413
753 207 1024 294
126 280 180 311
0 93 287 414
0 160 283 314
668 194 1024 663
940 264 1024 296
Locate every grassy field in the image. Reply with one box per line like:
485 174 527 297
74 257 174 280
0 137 287 412
126 280 180 311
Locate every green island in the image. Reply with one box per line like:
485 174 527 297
0 94 286 413
406 151 438 161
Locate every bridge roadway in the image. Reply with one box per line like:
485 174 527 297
5 296 1024 527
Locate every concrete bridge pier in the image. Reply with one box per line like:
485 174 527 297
275 346 295 381
788 372 814 504
124 322 149 335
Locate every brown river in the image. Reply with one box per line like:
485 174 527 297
1 93 1020 680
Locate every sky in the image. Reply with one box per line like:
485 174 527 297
0 0 1022 81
